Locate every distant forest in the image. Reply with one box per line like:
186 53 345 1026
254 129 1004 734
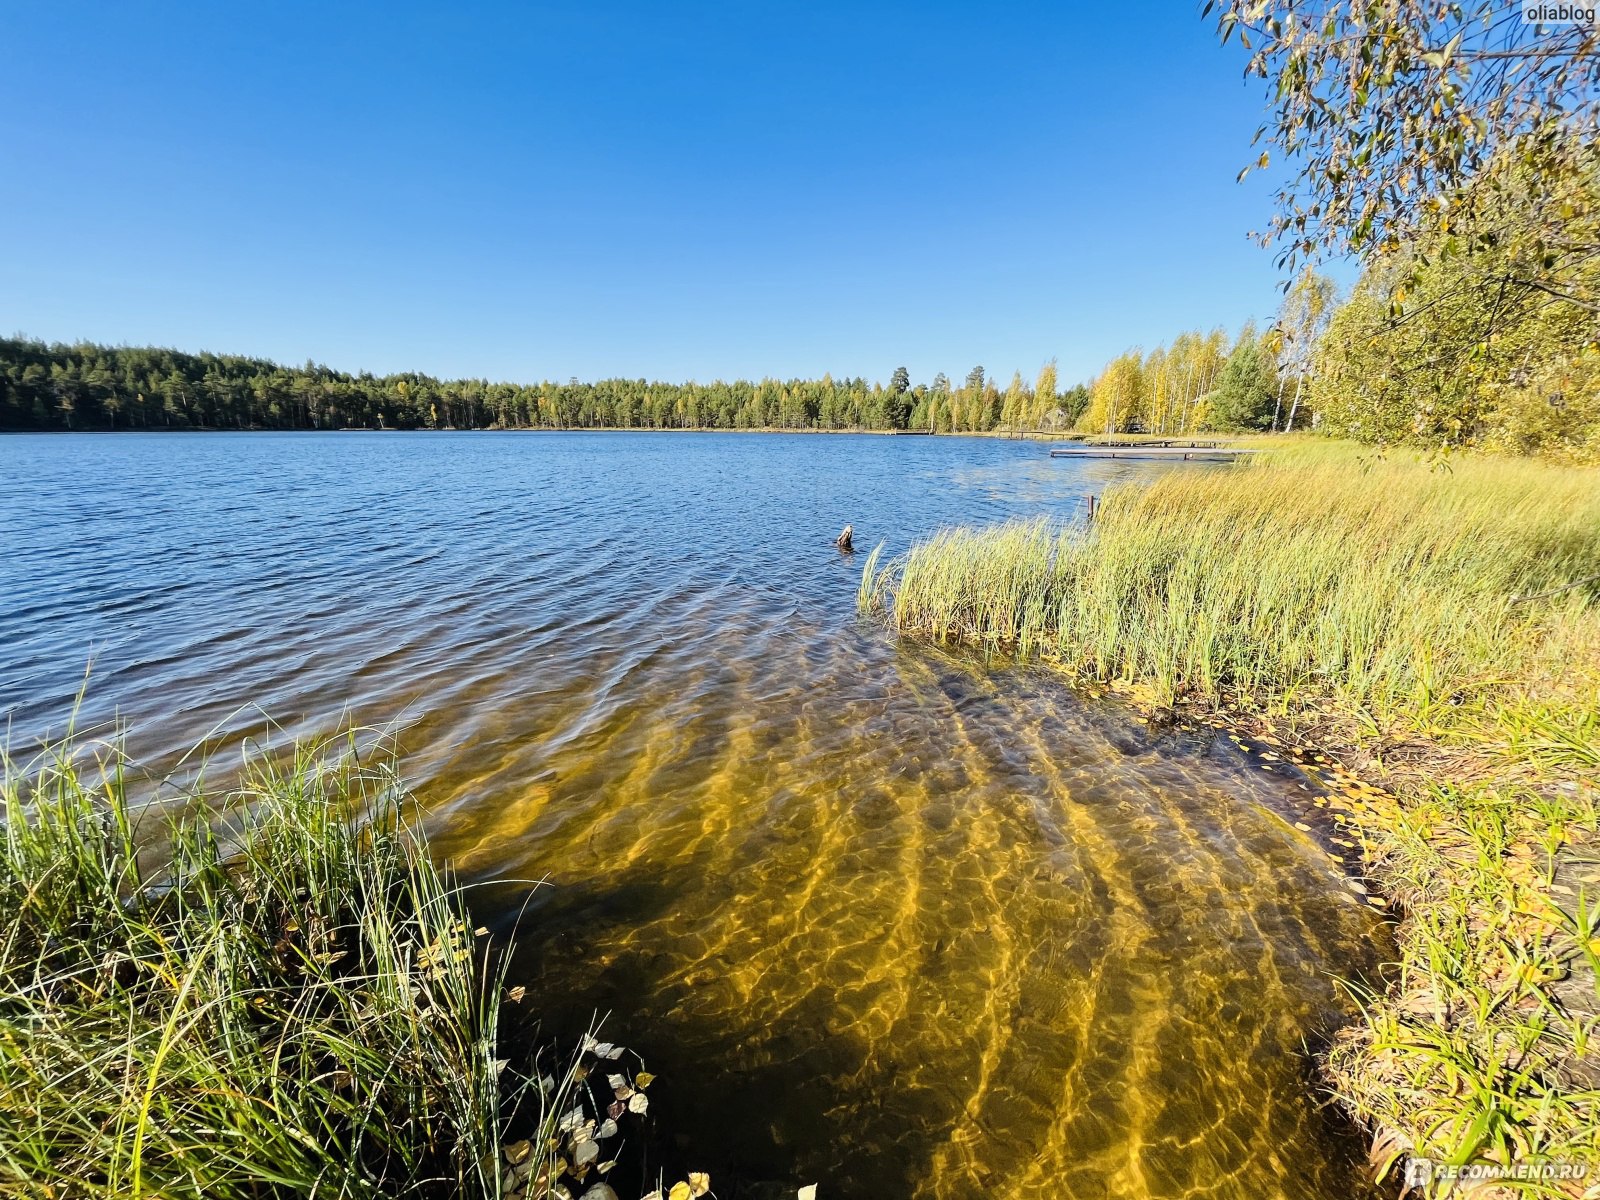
0 337 1093 434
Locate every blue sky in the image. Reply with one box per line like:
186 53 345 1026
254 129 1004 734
1 2 1297 387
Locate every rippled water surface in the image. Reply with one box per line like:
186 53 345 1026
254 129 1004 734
1 432 1386 1199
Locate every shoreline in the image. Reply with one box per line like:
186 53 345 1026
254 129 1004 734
1088 676 1597 1195
0 424 1081 441
860 440 1600 1195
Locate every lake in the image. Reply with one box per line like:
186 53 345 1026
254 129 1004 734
0 431 1386 1199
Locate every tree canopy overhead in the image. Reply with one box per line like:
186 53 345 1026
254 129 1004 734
1212 0 1600 290
1208 2 1600 458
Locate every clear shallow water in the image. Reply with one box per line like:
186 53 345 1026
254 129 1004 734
1 432 1385 1199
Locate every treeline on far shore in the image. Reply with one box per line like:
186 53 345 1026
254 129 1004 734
0 337 1096 436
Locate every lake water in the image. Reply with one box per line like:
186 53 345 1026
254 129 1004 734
0 431 1386 1199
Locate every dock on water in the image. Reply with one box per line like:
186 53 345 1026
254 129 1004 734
1049 442 1257 461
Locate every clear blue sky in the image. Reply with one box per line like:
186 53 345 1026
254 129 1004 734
1 2 1294 388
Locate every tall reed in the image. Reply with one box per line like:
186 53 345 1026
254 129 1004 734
0 731 550 1200
866 442 1600 729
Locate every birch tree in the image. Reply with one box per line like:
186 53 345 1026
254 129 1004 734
1275 269 1337 431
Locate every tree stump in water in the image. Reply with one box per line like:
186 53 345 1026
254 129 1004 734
836 524 853 552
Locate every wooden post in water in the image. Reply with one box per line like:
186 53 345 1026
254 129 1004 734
1086 495 1097 523
836 524 854 552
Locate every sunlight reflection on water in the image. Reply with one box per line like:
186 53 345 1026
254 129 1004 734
0 431 1386 1199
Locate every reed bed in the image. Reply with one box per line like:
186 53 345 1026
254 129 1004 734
0 731 562 1200
865 441 1600 725
863 439 1600 1194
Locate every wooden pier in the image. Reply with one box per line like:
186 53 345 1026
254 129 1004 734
1049 443 1256 461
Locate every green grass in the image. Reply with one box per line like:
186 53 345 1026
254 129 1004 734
0 730 570 1200
1326 779 1600 1187
863 438 1600 1194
